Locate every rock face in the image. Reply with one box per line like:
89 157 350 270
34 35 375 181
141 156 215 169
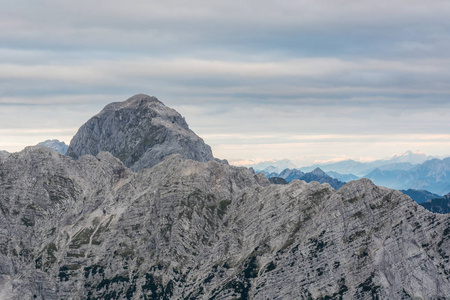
1 146 450 299
0 150 8 162
66 94 215 171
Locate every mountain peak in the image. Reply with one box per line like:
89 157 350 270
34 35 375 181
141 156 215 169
390 150 428 164
311 167 326 176
66 94 215 171
103 94 162 112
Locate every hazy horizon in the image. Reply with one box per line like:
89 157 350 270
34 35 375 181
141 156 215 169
4 135 447 169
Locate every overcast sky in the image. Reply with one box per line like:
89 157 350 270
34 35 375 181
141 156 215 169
2 0 450 166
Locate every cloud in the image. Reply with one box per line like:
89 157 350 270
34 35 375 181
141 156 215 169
2 0 450 59
1 1 450 162
1 57 449 97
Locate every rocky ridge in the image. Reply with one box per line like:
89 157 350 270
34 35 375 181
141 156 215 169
1 96 450 299
421 193 450 214
66 94 216 171
1 147 450 299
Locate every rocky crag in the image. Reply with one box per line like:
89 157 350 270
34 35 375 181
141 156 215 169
66 94 216 171
1 95 450 299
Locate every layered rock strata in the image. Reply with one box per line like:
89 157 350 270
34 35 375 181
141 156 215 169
1 146 450 299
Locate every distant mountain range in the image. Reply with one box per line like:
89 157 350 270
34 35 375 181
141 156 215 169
364 158 450 195
3 94 450 298
264 164 444 205
261 167 345 190
248 159 297 173
326 171 359 182
255 151 450 195
300 150 430 176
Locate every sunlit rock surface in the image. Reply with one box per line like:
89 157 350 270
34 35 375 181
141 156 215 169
1 147 450 299
1 96 450 299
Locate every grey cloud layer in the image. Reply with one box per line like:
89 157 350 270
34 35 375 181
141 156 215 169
3 0 450 57
1 0 450 162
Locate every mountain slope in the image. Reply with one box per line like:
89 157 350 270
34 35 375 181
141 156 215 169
279 168 305 182
326 171 359 182
66 94 215 171
364 158 450 195
301 159 369 175
268 177 288 185
300 167 345 190
247 159 297 173
2 96 450 299
1 146 450 299
400 189 441 204
301 150 428 176
421 193 450 214
421 198 450 214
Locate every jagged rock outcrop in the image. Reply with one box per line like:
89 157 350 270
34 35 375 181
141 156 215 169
1 146 450 299
66 94 215 171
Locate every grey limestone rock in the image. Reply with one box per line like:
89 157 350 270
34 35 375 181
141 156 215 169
66 94 215 171
2 97 450 299
1 146 450 299
0 150 9 162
